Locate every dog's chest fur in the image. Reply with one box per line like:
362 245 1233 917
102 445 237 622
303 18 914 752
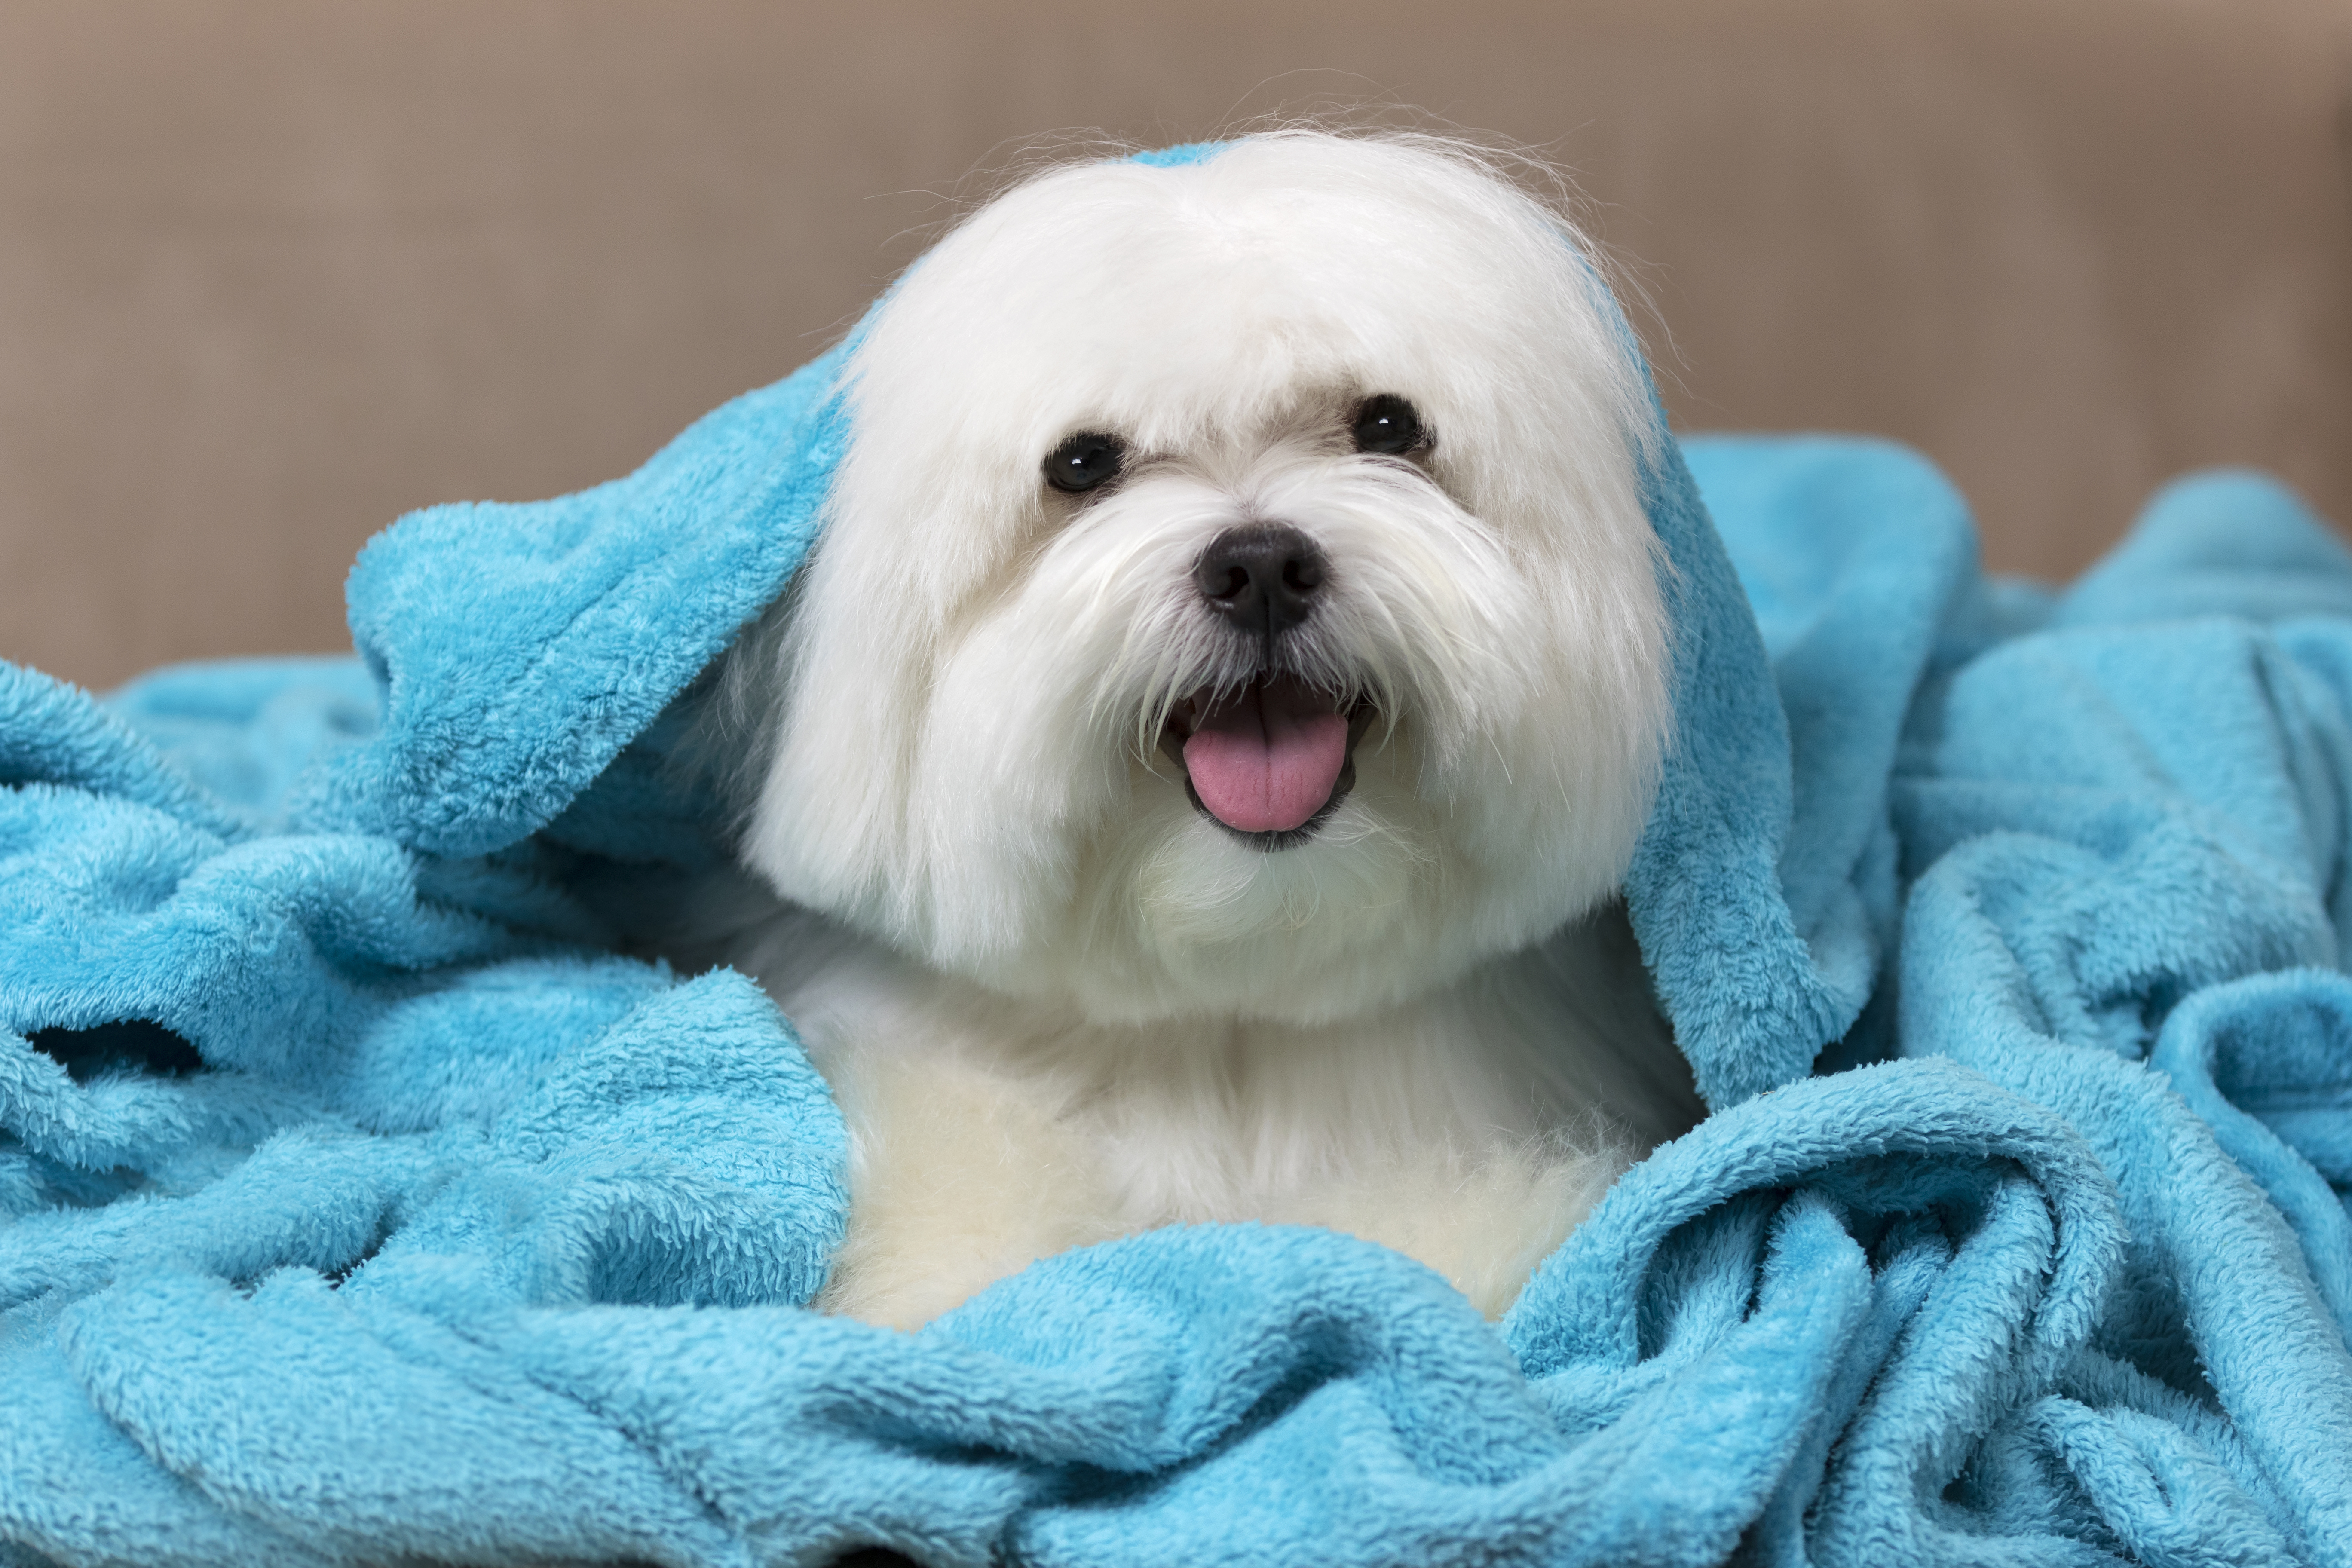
728 902 1698 1328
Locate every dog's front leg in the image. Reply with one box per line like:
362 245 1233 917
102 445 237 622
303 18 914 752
813 1050 1126 1330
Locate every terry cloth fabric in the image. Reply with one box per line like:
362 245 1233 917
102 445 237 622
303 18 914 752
3 171 2350 1568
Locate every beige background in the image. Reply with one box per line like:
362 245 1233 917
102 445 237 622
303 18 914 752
3 0 2349 690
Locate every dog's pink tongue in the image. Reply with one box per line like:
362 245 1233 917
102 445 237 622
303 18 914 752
1183 677 1350 833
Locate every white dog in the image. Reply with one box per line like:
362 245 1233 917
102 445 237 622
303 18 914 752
702 131 1703 1329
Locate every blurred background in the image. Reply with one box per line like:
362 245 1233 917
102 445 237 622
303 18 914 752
3 0 2349 690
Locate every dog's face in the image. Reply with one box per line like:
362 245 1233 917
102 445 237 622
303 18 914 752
739 134 1671 1026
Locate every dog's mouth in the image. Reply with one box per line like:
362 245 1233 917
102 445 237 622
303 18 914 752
1157 674 1376 851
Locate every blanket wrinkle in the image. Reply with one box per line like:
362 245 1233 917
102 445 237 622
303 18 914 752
1884 463 2352 1567
292 343 853 861
3 178 2351 1560
2152 972 2352 1336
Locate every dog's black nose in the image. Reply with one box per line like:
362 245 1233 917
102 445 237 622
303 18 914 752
1194 525 1327 636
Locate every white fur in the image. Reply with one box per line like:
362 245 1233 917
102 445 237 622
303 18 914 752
714 132 1699 1329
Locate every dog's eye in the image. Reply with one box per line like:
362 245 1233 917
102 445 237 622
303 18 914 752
1351 395 1424 456
1044 432 1126 493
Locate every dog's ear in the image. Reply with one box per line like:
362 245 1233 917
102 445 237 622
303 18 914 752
674 573 811 833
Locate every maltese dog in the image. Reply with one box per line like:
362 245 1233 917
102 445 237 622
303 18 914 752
705 130 1703 1328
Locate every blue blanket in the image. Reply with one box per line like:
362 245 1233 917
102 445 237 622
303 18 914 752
5 346 2351 1561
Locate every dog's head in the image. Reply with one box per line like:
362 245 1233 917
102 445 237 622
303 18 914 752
735 132 1672 1025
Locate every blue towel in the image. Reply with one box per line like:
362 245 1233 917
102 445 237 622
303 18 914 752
5 226 2351 1565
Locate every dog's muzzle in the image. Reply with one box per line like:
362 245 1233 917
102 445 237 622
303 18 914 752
1161 525 1374 851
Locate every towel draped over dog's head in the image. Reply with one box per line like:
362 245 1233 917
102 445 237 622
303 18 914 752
307 132 1867 1107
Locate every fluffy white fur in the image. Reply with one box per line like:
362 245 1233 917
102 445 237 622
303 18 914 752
712 132 1701 1329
